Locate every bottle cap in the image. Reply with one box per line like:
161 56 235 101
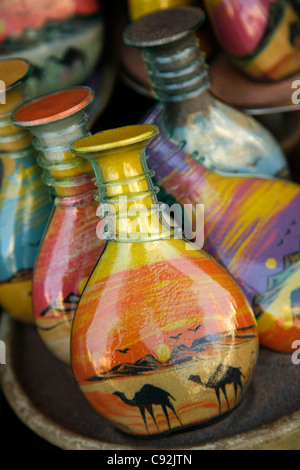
124 6 205 48
13 87 94 127
0 58 32 90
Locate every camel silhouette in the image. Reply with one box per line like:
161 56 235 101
49 48 86 69
189 364 244 413
113 384 182 434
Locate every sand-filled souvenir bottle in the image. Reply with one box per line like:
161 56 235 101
124 7 288 177
203 0 300 81
143 117 300 353
12 87 106 364
70 124 259 437
0 58 52 323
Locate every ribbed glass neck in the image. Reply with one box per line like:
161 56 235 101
72 133 182 243
143 35 210 103
29 111 95 198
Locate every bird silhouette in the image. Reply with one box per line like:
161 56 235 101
113 384 182 434
170 333 182 340
116 348 131 354
31 65 44 81
188 325 202 332
49 48 86 69
189 364 244 413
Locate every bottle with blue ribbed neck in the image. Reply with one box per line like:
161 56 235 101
124 6 288 177
12 87 106 364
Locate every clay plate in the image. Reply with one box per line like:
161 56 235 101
0 314 300 450
210 54 300 114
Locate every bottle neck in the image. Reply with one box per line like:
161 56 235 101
31 112 95 198
144 35 210 104
90 147 181 243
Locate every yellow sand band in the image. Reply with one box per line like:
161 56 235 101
128 0 196 21
235 3 300 81
0 279 34 324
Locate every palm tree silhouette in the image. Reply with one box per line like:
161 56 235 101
113 384 182 434
189 364 244 413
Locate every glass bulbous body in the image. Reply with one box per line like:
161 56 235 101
12 88 106 363
33 191 102 364
204 0 300 81
124 7 288 177
145 124 300 353
0 58 52 323
147 96 288 177
70 125 259 437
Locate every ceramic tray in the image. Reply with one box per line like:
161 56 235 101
209 54 300 115
0 314 300 450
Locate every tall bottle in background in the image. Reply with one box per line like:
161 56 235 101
124 7 288 177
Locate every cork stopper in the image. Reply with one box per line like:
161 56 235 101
124 6 205 48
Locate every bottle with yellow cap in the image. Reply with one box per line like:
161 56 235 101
12 87 106 364
0 58 52 323
70 124 258 437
